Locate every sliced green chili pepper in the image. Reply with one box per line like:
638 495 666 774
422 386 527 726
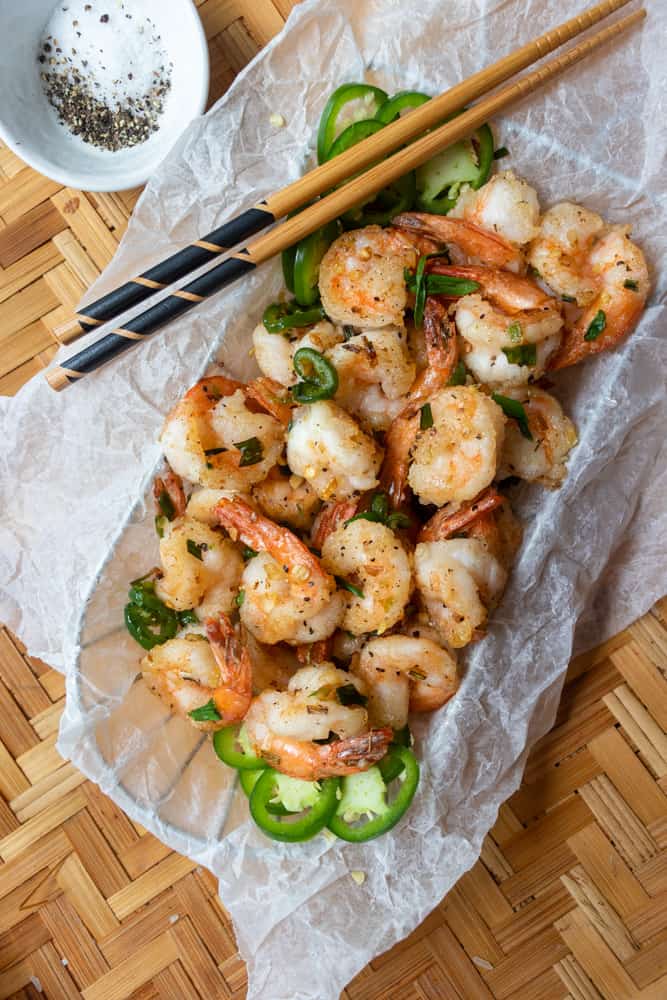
293 220 340 307
502 344 537 366
415 122 494 214
239 769 292 814
328 747 419 842
378 727 412 782
317 83 388 163
263 300 326 335
282 246 297 294
375 90 430 124
213 724 266 770
326 118 416 227
492 392 533 440
292 347 339 403
250 769 340 841
584 309 607 342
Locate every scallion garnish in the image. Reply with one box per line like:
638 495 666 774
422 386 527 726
336 684 368 708
584 309 607 342
336 577 364 599
491 392 533 440
624 279 639 291
157 489 176 521
234 437 264 467
186 539 205 561
420 402 433 430
188 699 222 723
235 589 245 607
507 321 523 343
502 344 537 367
448 360 467 386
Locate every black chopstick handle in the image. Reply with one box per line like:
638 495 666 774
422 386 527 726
46 254 257 390
75 205 274 332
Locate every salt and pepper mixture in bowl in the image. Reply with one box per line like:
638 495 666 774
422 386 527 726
123 84 649 845
38 1 172 151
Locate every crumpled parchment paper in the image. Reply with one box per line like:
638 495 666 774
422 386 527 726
1 1 666 997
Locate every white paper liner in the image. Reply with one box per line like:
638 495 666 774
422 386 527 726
1 2 666 997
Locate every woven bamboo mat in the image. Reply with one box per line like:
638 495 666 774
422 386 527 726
1 2 667 997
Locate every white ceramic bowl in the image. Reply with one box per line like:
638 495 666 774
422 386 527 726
0 0 209 192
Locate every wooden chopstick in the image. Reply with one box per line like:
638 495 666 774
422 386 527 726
46 5 645 391
57 0 632 346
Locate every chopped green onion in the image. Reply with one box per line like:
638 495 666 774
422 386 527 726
155 515 167 538
178 609 199 626
528 265 541 279
410 255 428 327
507 321 523 343
502 344 537 366
157 489 175 521
493 146 509 160
492 392 533 440
188 699 222 723
386 511 412 531
420 403 433 430
561 294 576 303
204 446 226 456
234 437 264 467
336 684 368 708
242 546 257 560
624 279 639 291
405 269 479 299
584 309 607 342
235 589 246 607
447 360 467 386
336 577 364 599
186 539 205 561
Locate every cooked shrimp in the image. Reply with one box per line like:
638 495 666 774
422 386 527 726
155 516 243 615
449 170 540 249
244 674 392 779
318 225 419 328
185 487 253 527
160 376 285 490
429 263 563 385
321 519 412 636
496 386 578 487
352 634 459 728
392 212 523 271
242 628 300 692
141 615 252 731
252 465 322 533
420 489 523 571
215 497 344 646
528 203 649 368
408 386 506 507
414 538 507 647
253 320 344 388
328 326 416 431
286 400 383 501
380 297 458 507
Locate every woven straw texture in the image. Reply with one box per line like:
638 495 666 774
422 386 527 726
1 3 666 998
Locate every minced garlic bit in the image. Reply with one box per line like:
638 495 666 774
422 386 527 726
269 113 286 128
350 870 366 885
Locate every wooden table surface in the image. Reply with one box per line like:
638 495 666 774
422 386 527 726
1 3 667 998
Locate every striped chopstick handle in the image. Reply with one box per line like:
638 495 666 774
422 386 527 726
45 254 257 390
74 204 275 334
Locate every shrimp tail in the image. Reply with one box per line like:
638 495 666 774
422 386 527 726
311 497 361 551
246 376 293 425
419 487 505 542
319 727 393 776
206 614 253 722
154 467 187 518
393 213 520 270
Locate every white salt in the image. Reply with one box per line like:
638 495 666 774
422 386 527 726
40 0 171 110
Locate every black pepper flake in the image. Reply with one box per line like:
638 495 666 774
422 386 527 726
100 14 110 24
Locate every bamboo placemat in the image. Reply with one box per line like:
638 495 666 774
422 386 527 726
1 3 666 998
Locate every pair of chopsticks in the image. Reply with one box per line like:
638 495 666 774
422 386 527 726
45 0 645 392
